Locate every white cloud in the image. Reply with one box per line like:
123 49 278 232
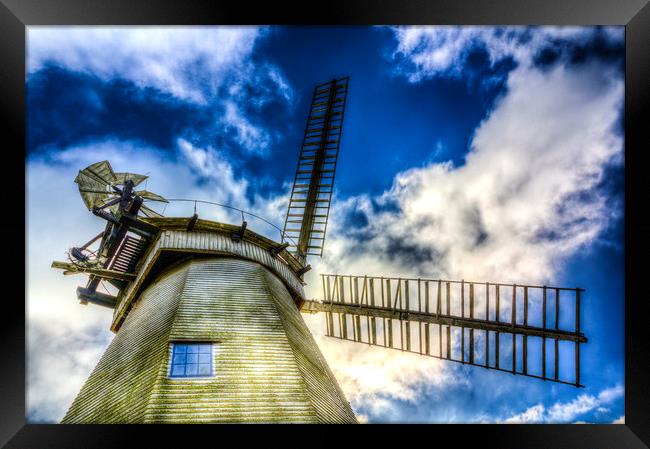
502 384 623 423
356 413 369 424
546 394 600 422
221 101 272 153
28 26 260 104
311 61 621 284
597 384 624 403
27 314 112 422
27 27 293 156
389 26 623 82
502 404 545 423
612 415 625 424
177 137 249 207
303 312 465 414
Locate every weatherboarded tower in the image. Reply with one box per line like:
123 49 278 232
60 219 356 423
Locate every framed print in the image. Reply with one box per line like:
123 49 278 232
2 0 649 447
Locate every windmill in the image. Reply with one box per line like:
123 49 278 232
51 76 586 424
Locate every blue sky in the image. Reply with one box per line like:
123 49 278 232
26 26 624 424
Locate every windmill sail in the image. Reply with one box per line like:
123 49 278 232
114 172 148 187
135 190 169 203
75 161 117 210
283 77 350 264
74 160 166 215
303 274 586 387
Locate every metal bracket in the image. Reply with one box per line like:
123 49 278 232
231 220 247 243
187 213 199 232
296 264 312 277
269 242 290 257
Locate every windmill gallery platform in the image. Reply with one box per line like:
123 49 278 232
60 217 357 423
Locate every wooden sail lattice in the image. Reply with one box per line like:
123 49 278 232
303 274 587 387
283 77 350 263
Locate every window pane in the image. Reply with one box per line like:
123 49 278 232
186 364 198 375
171 365 185 376
170 342 214 378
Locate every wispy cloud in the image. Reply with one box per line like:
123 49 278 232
27 315 113 422
389 26 623 83
27 27 294 157
502 384 624 423
177 137 249 206
221 101 272 153
28 27 260 104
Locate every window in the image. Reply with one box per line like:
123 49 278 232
169 342 213 378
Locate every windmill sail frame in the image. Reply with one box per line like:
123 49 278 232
303 274 586 387
283 77 350 263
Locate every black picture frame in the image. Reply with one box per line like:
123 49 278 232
2 0 648 447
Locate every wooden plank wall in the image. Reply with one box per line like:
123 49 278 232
264 268 357 423
63 258 356 423
61 264 190 423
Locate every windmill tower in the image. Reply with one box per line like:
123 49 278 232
52 77 586 424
